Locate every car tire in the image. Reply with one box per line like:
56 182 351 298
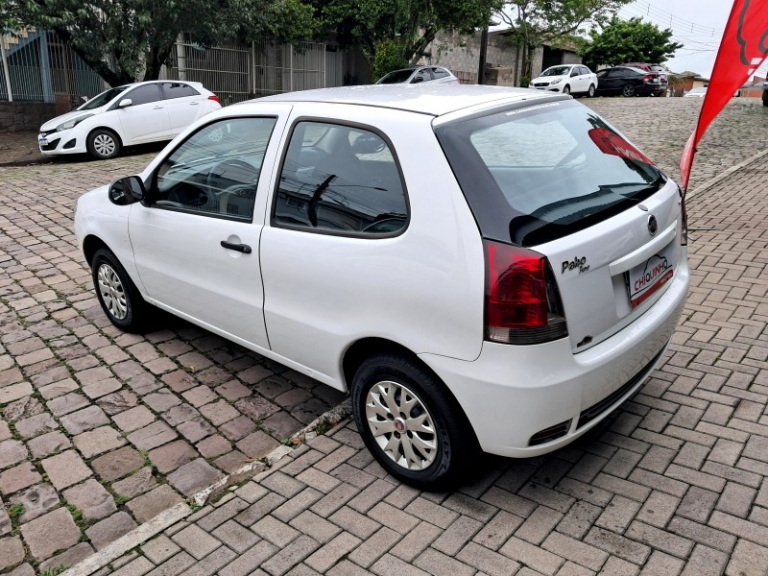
351 352 479 489
562 85 570 95
92 248 148 332
622 84 636 97
588 84 596 97
87 129 121 159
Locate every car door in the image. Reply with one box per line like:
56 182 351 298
568 67 582 92
128 108 291 350
578 67 591 91
114 84 172 144
161 82 206 136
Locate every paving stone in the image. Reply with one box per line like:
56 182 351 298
128 420 178 450
167 458 224 496
263 411 304 439
60 404 110 435
86 511 138 550
0 463 42 495
47 392 90 416
171 524 222 560
10 483 59 522
74 425 127 458
42 449 92 489
92 446 146 481
237 430 281 459
0 440 28 470
177 418 217 443
27 431 71 459
112 467 158 499
14 413 57 439
141 534 181 564
38 542 95 572
20 507 80 560
211 519 260 552
144 390 182 413
219 541 278 576
197 434 232 458
113 405 157 432
126 485 184 523
148 440 198 474
262 534 320 576
0 536 25 571
63 478 117 520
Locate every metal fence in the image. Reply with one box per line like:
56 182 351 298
0 30 106 103
252 41 327 97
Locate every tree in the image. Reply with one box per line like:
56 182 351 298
578 17 683 69
11 0 316 86
496 0 631 83
316 0 502 80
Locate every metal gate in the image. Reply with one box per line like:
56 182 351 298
252 41 327 97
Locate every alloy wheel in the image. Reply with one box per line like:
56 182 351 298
97 263 128 320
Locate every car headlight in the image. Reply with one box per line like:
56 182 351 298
56 114 94 132
550 79 562 85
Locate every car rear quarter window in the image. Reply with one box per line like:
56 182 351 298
162 82 200 99
124 84 162 106
273 121 408 236
435 100 665 246
433 67 450 79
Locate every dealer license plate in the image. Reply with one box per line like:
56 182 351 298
38 137 48 146
627 245 675 308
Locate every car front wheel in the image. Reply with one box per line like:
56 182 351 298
92 248 148 332
588 84 596 97
87 129 121 159
562 85 570 95
351 352 478 489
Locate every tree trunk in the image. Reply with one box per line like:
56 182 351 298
144 44 174 81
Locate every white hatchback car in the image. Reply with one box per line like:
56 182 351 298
531 64 598 97
38 80 221 159
375 66 458 85
74 85 689 488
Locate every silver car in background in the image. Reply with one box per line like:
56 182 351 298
376 66 458 85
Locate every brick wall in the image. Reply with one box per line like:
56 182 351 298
0 102 57 132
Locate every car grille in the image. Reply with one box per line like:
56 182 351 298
41 138 60 151
576 344 667 429
39 129 57 138
533 82 549 87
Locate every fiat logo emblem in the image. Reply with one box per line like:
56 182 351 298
647 215 658 236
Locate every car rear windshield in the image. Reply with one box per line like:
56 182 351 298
378 69 414 84
435 99 666 247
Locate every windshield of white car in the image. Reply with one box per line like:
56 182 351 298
435 100 666 246
541 66 572 77
78 86 130 110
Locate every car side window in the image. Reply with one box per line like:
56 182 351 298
152 117 277 221
412 69 432 83
273 121 408 236
162 82 199 99
432 67 449 79
124 84 162 106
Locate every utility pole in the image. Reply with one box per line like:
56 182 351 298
478 26 489 84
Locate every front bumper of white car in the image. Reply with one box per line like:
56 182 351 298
38 126 89 156
420 250 689 458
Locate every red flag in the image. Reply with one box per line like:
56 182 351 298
679 0 768 190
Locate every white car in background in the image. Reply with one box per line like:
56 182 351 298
38 80 221 159
684 87 707 98
531 64 598 97
376 66 458 85
74 85 688 488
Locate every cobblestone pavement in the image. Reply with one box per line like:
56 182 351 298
0 95 766 575
80 156 768 576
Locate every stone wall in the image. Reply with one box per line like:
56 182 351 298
423 30 520 85
0 102 57 132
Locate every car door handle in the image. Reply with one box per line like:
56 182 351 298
153 105 164 110
220 240 252 254
190 101 199 106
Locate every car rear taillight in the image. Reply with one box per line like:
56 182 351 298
643 75 654 83
208 95 220 104
484 239 568 345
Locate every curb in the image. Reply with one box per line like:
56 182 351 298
60 399 352 576
686 147 768 200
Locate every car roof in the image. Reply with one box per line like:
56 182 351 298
118 80 202 88
254 84 554 117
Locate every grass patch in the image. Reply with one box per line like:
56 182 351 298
8 503 24 521
39 565 66 576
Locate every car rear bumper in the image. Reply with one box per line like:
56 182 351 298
420 249 689 458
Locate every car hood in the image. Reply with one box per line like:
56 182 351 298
40 109 102 132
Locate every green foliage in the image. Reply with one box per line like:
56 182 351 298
39 566 66 576
370 40 409 81
496 0 632 80
317 0 502 68
578 16 683 68
7 503 24 521
519 75 530 87
114 494 130 506
10 0 316 86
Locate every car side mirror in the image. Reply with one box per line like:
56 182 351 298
108 176 145 206
571 71 579 77
118 99 133 108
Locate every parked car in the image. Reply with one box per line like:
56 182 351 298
622 62 668 95
530 64 598 96
38 80 221 159
595 66 665 97
375 66 458 85
763 79 768 106
684 87 707 98
75 85 689 488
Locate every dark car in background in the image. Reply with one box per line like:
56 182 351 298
623 63 668 95
596 66 665 97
